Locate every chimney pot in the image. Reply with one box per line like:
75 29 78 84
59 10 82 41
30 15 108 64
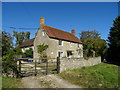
71 29 76 36
40 17 44 26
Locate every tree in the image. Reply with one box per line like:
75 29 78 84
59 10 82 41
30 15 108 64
2 31 24 77
2 31 18 77
37 44 48 58
79 30 100 42
83 39 94 57
93 39 107 59
37 44 49 62
2 31 13 56
107 16 120 63
79 31 107 59
13 31 30 46
23 48 33 58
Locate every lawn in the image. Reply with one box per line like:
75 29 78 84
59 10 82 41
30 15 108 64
59 63 119 88
2 77 22 88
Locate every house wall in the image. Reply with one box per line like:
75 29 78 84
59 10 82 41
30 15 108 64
34 27 83 58
21 46 34 53
48 38 83 58
34 27 51 58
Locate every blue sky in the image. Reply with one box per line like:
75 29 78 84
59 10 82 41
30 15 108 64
2 2 118 40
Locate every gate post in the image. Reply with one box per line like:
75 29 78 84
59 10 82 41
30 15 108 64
19 59 21 77
46 58 48 75
35 59 37 76
57 57 60 73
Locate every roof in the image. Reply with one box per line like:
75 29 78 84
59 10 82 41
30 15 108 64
20 25 82 48
20 38 35 48
43 25 82 43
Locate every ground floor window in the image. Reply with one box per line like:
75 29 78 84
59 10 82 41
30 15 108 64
58 51 64 57
67 51 73 58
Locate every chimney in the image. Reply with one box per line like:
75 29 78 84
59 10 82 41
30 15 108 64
40 17 44 26
71 29 76 36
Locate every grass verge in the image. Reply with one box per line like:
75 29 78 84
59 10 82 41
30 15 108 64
59 63 119 88
2 77 22 88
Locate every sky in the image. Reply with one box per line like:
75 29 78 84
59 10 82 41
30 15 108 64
2 2 118 40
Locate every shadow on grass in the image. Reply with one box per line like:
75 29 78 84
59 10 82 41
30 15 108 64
103 61 120 66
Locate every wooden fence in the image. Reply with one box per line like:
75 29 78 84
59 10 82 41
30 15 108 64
18 57 60 77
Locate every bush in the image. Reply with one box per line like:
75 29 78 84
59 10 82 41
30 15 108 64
23 48 33 58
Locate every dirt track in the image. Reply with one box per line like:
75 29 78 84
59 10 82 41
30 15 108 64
21 74 82 88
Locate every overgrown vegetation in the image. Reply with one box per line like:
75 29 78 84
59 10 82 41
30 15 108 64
23 48 33 58
59 63 119 88
37 44 48 57
2 31 30 77
2 77 22 88
13 31 30 46
79 31 107 60
2 31 18 77
37 44 49 62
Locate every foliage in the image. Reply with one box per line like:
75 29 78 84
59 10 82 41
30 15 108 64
2 31 15 75
79 31 107 58
2 31 23 77
2 31 13 56
76 48 82 56
2 77 22 88
83 39 94 57
107 16 120 63
13 31 30 46
23 48 33 58
13 46 23 56
93 39 107 57
0 31 2 56
79 30 100 42
37 43 48 57
59 63 119 88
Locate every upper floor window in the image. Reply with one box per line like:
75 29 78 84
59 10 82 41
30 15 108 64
70 42 72 47
59 40 63 46
78 43 80 48
42 31 45 36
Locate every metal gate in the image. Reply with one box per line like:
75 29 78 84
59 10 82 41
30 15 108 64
17 57 60 77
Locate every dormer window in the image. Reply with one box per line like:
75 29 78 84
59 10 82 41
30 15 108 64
59 40 63 46
42 31 45 36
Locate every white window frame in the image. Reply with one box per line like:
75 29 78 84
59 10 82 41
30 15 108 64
58 50 64 57
42 31 45 36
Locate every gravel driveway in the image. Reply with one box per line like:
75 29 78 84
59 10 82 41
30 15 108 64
21 74 82 88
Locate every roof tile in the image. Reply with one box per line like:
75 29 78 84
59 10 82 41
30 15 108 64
20 38 35 48
44 25 82 43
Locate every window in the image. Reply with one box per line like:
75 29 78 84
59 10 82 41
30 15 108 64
58 51 64 57
78 43 80 48
70 42 72 47
67 51 73 58
42 31 45 36
58 40 63 46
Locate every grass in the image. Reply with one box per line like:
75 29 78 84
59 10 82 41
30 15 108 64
2 77 22 88
59 63 119 88
0 77 2 89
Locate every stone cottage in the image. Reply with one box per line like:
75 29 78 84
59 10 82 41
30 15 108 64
34 17 83 58
20 38 34 53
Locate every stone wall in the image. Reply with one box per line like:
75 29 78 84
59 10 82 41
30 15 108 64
60 57 101 72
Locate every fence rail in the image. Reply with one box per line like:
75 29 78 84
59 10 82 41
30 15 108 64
18 57 60 77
